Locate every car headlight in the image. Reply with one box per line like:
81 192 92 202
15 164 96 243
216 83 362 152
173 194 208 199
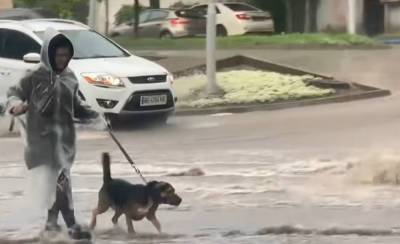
82 73 125 88
167 73 174 84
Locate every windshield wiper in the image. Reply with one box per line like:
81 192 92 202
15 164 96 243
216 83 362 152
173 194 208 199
73 55 121 59
89 55 122 59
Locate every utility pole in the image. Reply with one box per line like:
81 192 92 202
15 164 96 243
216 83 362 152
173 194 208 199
304 0 311 33
285 0 293 33
105 0 109 35
88 0 97 30
206 0 222 96
134 0 140 38
347 0 356 34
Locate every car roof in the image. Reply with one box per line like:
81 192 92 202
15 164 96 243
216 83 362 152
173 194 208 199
0 19 88 32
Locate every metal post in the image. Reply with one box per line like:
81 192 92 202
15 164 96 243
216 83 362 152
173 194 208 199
347 0 356 34
105 0 109 35
88 0 97 29
206 0 221 96
304 0 311 33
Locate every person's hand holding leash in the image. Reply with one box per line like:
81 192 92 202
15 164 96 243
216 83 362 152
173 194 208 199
11 103 28 116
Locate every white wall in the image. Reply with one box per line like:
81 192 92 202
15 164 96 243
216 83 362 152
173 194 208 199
384 3 400 33
0 0 13 9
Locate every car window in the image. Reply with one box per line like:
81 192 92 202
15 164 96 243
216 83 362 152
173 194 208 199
148 10 169 22
175 9 206 19
0 29 40 60
139 11 150 23
224 3 258 11
35 30 129 59
193 5 220 14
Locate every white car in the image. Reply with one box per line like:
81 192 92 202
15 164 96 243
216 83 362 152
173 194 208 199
0 19 175 122
190 2 274 36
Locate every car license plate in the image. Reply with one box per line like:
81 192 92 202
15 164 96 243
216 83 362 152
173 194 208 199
140 95 167 106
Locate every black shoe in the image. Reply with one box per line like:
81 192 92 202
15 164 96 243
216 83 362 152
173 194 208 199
68 224 92 240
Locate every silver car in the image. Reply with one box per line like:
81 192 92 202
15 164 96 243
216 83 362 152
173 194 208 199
111 9 206 38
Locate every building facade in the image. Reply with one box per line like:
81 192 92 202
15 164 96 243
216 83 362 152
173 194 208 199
287 0 388 35
0 0 13 9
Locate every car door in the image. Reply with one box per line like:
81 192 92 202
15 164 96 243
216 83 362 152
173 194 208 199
0 28 41 104
192 5 222 26
138 10 155 37
140 10 169 38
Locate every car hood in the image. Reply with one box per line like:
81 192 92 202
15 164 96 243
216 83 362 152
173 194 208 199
69 55 168 78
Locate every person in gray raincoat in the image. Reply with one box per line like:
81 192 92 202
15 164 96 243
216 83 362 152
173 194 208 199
7 28 97 240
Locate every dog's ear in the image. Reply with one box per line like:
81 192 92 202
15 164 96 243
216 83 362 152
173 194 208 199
147 181 171 191
147 181 159 189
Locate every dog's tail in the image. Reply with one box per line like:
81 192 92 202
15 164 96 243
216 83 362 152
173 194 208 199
102 153 112 184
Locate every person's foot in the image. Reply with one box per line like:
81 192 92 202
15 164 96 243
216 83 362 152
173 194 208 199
68 224 92 240
44 222 62 232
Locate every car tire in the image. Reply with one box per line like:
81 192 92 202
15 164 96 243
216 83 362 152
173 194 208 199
160 31 173 39
217 25 228 37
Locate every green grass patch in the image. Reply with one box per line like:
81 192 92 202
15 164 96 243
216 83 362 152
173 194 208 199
113 33 377 50
174 70 335 108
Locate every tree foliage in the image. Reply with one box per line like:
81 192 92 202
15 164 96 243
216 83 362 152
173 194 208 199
114 3 144 25
250 0 287 33
149 0 160 9
14 0 89 23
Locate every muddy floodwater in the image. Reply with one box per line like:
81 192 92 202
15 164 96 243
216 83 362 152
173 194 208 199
2 144 400 243
2 103 400 244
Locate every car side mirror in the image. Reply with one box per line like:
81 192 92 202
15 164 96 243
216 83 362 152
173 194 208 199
23 53 40 63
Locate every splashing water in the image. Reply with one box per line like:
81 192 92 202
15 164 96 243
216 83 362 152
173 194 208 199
346 152 400 185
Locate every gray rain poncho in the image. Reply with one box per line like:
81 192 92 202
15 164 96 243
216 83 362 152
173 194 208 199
7 28 97 170
7 28 97 209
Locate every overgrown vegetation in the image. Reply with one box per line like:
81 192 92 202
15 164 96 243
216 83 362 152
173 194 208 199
174 70 334 108
114 4 144 25
14 0 89 23
113 33 378 50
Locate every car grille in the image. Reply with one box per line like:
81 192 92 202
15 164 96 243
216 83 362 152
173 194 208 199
251 16 269 21
123 90 174 111
128 75 167 84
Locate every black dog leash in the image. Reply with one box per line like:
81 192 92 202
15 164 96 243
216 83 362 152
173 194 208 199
100 115 148 184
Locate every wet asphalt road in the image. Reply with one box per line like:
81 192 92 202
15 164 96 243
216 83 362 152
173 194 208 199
2 47 400 242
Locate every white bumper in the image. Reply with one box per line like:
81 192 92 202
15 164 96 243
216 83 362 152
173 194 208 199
241 20 274 33
77 76 175 115
70 56 176 115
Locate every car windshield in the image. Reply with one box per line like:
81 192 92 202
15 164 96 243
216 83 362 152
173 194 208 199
35 29 129 59
224 3 259 12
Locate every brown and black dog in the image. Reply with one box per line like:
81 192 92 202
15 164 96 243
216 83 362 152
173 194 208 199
90 153 182 234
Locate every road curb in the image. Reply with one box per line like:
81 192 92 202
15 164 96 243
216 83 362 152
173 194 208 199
174 89 391 116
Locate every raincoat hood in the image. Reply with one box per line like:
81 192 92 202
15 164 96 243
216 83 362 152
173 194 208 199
41 28 74 72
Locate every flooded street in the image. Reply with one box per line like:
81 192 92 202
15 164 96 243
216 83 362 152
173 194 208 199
2 94 400 243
